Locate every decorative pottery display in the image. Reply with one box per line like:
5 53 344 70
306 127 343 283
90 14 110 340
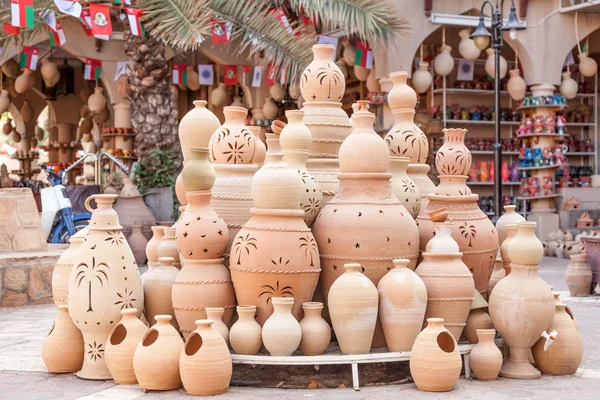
182 148 216 192
495 205 525 246
463 290 493 344
143 257 179 328
500 224 518 275
205 307 229 345
458 28 480 60
532 304 583 375
328 264 378 354
114 178 156 238
145 226 165 267
426 221 460 253
485 48 508 79
68 194 144 380
410 318 462 392
377 259 427 351
88 87 106 113
507 69 527 101
280 109 323 226
434 45 454 76
411 62 433 93
389 156 421 218
128 224 148 265
566 253 593 297
488 250 506 297
470 329 502 381
489 221 555 379
180 320 232 396
52 230 87 305
105 308 147 384
210 106 256 164
229 305 262 355
262 297 302 356
157 227 180 268
42 305 84 373
299 302 331 356
300 44 345 102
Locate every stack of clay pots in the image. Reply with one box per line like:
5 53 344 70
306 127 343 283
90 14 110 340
174 147 235 338
384 71 435 211
300 44 352 203
313 101 420 348
417 128 499 297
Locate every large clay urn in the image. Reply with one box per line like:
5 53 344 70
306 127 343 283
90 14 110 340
377 259 427 351
262 297 302 356
495 205 525 246
42 305 84 373
299 302 331 356
328 264 378 354
229 305 262 355
68 194 144 380
105 308 147 384
566 253 593 297
300 44 345 102
409 318 462 392
390 156 421 218
52 229 87 305
470 329 502 381
113 178 156 239
488 221 555 379
210 106 256 164
143 257 179 329
180 320 232 396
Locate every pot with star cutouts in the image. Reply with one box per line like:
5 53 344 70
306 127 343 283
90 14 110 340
209 106 256 164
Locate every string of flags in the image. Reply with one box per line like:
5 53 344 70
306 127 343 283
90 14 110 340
171 64 291 88
19 46 38 70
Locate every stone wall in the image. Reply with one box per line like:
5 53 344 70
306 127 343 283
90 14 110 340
0 189 47 252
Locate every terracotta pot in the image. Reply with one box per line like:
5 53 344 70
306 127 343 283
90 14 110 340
458 28 481 60
463 290 492 343
390 156 421 218
80 116 93 134
485 48 508 79
289 83 300 99
507 69 527 101
42 305 84 373
342 40 356 65
57 123 73 145
3 119 13 136
1 59 19 78
211 83 227 106
280 109 323 226
434 45 454 77
114 180 156 239
426 221 459 253
88 87 107 113
128 224 148 265
186 65 200 91
133 315 183 391
52 230 87 305
20 100 33 122
410 318 461 392
300 44 345 102
143 257 179 328
68 194 144 380
15 69 35 93
416 252 474 340
249 126 267 165
205 307 229 345
180 320 232 395
105 308 147 384
179 101 220 161
488 250 506 297
41 59 60 87
182 148 216 192
377 259 427 351
500 224 518 274
300 302 331 355
579 52 598 77
156 227 180 268
328 264 378 354
560 71 578 99
388 71 417 110
303 101 352 160
145 226 165 267
354 65 369 81
172 258 235 338
566 253 593 297
262 97 279 120
229 305 262 355
269 82 286 101
488 221 555 379
0 90 11 115
434 175 472 196
262 297 302 356
496 205 525 246
470 329 502 380
411 62 432 94
175 171 187 205
366 67 381 92
532 304 583 375
252 153 303 209
112 102 132 129
435 128 471 175
385 109 429 164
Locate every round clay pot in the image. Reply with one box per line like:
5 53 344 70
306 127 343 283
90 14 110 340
156 227 180 268
366 67 380 92
133 315 183 391
182 148 216 192
145 226 165 267
128 224 148 265
464 290 493 344
495 205 525 246
175 171 187 206
252 153 303 209
230 305 262 355
410 318 462 392
41 59 60 87
269 82 286 101
566 253 593 297
143 257 179 329
302 101 352 159
299 302 331 356
88 87 106 113
249 126 267 165
470 329 502 380
1 59 19 78
179 100 220 161
300 44 345 102
435 128 471 176
180 320 232 395
390 156 421 218
114 179 156 239
80 116 93 134
211 82 227 106
205 307 229 345
52 230 87 305
42 305 84 373
507 69 527 101
354 65 369 81
485 48 508 79
0 89 10 114
262 297 302 356
262 97 279 120
458 28 481 60
411 62 432 94
15 69 35 93
328 264 378 354
560 71 578 99
288 83 300 99
434 45 454 77
105 308 147 384
579 52 598 77
385 109 429 164
210 106 256 164
186 65 200 91
20 100 33 122
342 40 356 65
377 259 427 351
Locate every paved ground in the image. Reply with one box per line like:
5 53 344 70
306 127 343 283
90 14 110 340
0 257 599 399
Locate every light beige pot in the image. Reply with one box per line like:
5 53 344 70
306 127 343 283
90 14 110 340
488 250 506 297
566 253 593 297
52 230 87 305
262 297 302 356
463 290 493 344
41 59 60 87
157 227 180 268
385 109 428 164
390 156 421 218
88 87 106 113
299 302 331 356
434 45 454 77
179 101 220 161
128 224 148 265
105 308 147 384
495 205 525 246
210 106 256 164
458 28 481 60
411 62 432 94
366 67 381 92
42 305 84 373
507 69 526 101
500 224 518 274
262 97 279 120
21 100 34 122
300 44 345 102
229 305 262 355
470 329 502 380
143 257 179 329
426 221 459 253
145 226 165 267
205 307 229 346
252 152 303 209
181 148 216 192
211 83 227 106
388 71 417 110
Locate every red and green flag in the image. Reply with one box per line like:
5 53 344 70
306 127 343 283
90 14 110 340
48 21 66 47
114 0 133 5
84 58 102 81
126 8 145 38
3 22 21 35
355 41 374 69
11 0 34 30
265 64 276 87
242 65 252 86
78 8 93 36
19 46 39 70
172 64 187 85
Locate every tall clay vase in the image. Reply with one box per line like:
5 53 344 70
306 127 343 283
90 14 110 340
470 329 502 381
68 194 144 380
532 304 583 375
157 227 180 268
566 253 592 297
435 128 471 175
128 224 148 265
390 156 421 218
145 226 165 267
489 221 555 379
105 308 147 384
377 259 427 351
52 230 86 305
210 106 256 164
495 205 525 246
205 307 230 346
143 257 179 329
387 71 418 113
133 315 183 391
488 250 506 297
179 101 220 162
385 109 429 165
300 44 345 102
409 318 462 392
42 305 84 373
299 302 331 356
229 305 262 355
181 148 216 192
416 252 474 340
500 224 518 275
328 264 378 354
180 320 232 396
262 297 302 356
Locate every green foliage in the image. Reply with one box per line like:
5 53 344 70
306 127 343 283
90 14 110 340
132 147 178 194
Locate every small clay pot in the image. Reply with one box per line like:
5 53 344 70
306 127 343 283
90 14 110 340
42 305 84 373
105 309 147 384
470 329 502 380
229 305 262 355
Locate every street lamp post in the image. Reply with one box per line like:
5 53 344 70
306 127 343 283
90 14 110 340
471 0 525 221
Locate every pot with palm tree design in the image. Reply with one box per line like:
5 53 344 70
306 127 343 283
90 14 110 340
390 156 421 218
68 194 144 380
435 128 471 176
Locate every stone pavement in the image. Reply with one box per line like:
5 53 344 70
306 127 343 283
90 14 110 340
0 257 599 399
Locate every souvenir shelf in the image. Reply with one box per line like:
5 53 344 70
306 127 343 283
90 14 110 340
101 127 138 168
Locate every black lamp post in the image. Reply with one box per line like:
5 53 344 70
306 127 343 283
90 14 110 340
471 0 525 221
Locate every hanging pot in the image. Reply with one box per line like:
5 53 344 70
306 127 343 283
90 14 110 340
0 89 10 114
211 82 227 107
35 125 45 141
262 96 278 120
269 82 286 101
434 45 454 76
485 48 508 79
354 65 369 81
186 65 200 91
336 58 349 78
1 59 20 78
88 87 107 113
412 62 432 94
342 40 356 66
10 129 21 143
579 52 598 77
230 96 245 108
458 29 481 61
507 69 526 101
93 105 110 124
366 67 381 92
560 71 578 99
15 69 35 94
41 59 60 88
179 100 221 161
3 118 13 135
21 100 34 122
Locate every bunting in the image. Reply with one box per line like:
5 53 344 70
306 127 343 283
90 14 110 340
19 46 39 70
11 0 35 30
211 18 231 44
84 58 102 81
48 21 66 47
126 8 145 38
265 64 276 87
172 64 187 85
223 65 237 85
90 4 112 38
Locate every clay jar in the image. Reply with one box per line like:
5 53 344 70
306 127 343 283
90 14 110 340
409 318 462 392
105 308 147 384
377 259 427 352
229 305 262 355
15 68 35 94
42 305 84 373
328 264 378 354
299 302 331 356
143 257 179 328
210 106 256 164
532 304 583 375
20 100 34 122
488 250 506 297
300 44 345 102
180 320 232 396
114 178 156 239
205 307 229 345
488 221 555 379
181 148 216 192
385 109 429 164
463 290 493 344
426 221 459 253
128 224 148 265
262 297 302 356
387 71 417 110
495 205 525 246
252 153 303 209
145 226 165 267
68 194 144 380
500 224 518 274
458 28 481 60
566 253 593 297
133 315 183 391
157 227 180 268
52 230 87 305
507 69 527 101
390 156 421 218
435 128 471 175
0 89 10 114
470 329 502 381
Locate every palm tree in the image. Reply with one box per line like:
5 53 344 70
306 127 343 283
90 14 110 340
74 257 110 313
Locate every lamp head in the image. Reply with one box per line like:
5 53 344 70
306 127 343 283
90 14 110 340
471 18 492 50
502 1 526 32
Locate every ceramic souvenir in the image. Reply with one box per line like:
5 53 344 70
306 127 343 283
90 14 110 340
463 290 493 344
566 253 593 297
42 305 84 373
143 257 179 329
470 329 502 381
390 156 421 218
299 302 331 356
210 106 256 164
105 308 147 384
262 297 302 356
229 305 262 355
52 230 87 305
205 307 229 345
495 205 525 246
